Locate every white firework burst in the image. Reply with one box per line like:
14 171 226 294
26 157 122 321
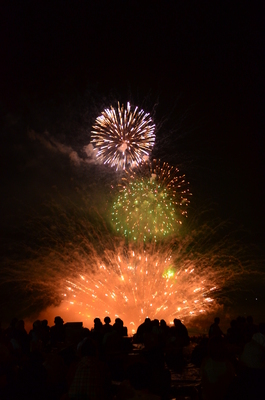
91 102 155 170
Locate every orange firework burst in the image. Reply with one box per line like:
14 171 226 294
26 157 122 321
1 174 255 333
61 239 243 334
91 102 155 170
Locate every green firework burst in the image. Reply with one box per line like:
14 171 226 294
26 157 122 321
112 178 182 242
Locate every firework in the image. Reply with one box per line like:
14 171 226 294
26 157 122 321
1 187 250 334
111 160 191 242
91 102 155 170
62 247 221 334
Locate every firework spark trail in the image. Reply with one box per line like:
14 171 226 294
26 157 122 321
91 102 155 170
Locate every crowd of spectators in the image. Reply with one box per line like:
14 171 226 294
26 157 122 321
0 314 264 399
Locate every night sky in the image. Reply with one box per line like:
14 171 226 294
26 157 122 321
1 1 264 325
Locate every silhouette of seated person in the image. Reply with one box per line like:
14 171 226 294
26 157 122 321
200 335 235 400
67 336 111 399
209 317 224 339
50 316 65 347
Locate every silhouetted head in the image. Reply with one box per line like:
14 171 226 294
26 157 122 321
115 318 123 327
174 318 181 327
214 317 220 324
93 318 102 330
104 316 111 324
54 316 64 325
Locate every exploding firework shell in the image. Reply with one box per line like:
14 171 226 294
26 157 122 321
111 160 191 242
91 102 155 170
62 246 224 334
4 190 249 335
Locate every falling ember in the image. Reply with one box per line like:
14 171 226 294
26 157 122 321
91 102 155 170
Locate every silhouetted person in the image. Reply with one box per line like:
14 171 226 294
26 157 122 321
171 318 190 346
226 319 241 345
90 317 103 348
136 317 152 342
102 316 113 335
29 320 43 352
50 316 65 347
113 318 128 337
16 319 29 354
151 319 160 335
40 319 50 346
93 317 102 330
68 337 111 399
244 315 258 343
159 319 170 335
209 317 224 338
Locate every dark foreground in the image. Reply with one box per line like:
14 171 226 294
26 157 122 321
0 315 265 399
